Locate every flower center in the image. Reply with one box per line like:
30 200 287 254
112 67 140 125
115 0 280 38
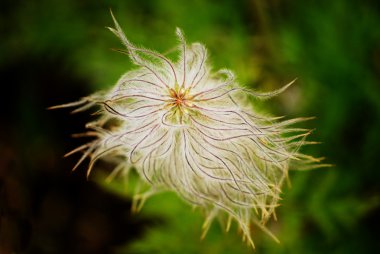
168 86 192 107
165 86 195 125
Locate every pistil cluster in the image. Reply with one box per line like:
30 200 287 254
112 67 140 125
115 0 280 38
165 85 194 125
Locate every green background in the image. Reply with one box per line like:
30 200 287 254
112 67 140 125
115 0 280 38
1 0 379 253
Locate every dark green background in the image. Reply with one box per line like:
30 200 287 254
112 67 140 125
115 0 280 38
1 0 379 253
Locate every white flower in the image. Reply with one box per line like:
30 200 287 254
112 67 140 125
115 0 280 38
52 14 323 248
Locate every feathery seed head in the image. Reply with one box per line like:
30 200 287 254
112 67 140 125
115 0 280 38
51 13 325 248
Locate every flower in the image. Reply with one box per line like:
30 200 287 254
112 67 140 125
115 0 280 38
51 13 323 248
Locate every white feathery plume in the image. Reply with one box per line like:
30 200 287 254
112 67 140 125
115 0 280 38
51 13 326 248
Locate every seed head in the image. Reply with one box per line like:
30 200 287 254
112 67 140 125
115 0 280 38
51 13 325 248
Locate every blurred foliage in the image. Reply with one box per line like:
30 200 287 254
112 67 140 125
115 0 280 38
1 0 380 253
